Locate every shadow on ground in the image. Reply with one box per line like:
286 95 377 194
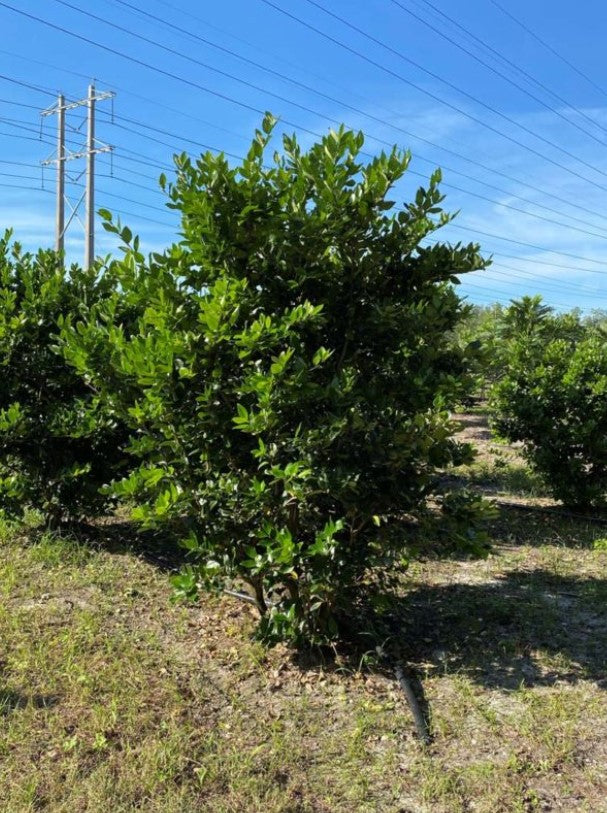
28 517 190 573
0 688 60 715
488 507 607 548
21 512 607 697
397 569 607 690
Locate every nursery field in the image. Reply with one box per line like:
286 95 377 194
2 409 607 813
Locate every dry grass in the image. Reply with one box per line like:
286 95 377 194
2 417 607 811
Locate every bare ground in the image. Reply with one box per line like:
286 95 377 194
2 418 607 812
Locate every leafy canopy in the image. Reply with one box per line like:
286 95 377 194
0 233 129 523
61 116 489 643
492 297 606 508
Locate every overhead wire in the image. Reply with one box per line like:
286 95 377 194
448 224 607 270
488 266 597 297
87 0 607 238
458 284 587 312
0 177 173 228
464 266 595 297
488 0 607 100
3 98 602 294
410 0 607 137
3 12 607 239
25 0 607 199
98 106 607 243
0 116 175 227
0 151 584 302
0 11 596 302
388 0 607 144
0 47 253 145
117 0 399 119
262 0 607 188
2 103 606 289
95 107 607 243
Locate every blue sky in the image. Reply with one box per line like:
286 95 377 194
0 0 606 312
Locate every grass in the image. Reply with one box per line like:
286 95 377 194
2 431 607 810
460 457 548 497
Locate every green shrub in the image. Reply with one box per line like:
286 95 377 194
0 233 129 523
454 296 586 399
61 117 489 644
493 330 607 508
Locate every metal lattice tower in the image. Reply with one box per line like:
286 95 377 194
41 85 115 267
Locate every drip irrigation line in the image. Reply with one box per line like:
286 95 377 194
395 662 432 744
494 499 607 527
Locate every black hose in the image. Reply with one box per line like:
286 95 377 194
222 587 260 606
395 663 432 745
495 499 607 526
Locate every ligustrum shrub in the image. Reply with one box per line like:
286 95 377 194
61 117 489 643
493 318 607 508
0 233 129 523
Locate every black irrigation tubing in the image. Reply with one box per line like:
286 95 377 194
395 663 432 745
138 544 433 741
494 499 607 526
132 548 269 606
225 587 433 743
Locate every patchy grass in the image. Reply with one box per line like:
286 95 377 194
453 411 554 501
0 520 414 813
461 457 548 498
2 432 607 811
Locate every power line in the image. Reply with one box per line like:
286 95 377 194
389 0 607 145
0 47 253 146
92 0 607 235
488 0 607 101
262 0 607 189
470 269 593 299
97 108 607 242
4 33 606 237
40 0 607 197
424 239 601 294
111 0 391 120
490 249 607 277
0 105 174 189
0 117 176 228
489 265 597 296
9 12 604 248
4 11 607 238
3 104 606 276
98 112 246 162
0 178 174 228
449 224 607 269
96 104 607 244
0 28 596 292
410 0 607 138
0 150 598 298
0 128 52 144
50 0 354 132
0 72 56 97
0 160 588 294
459 283 584 312
422 177 607 241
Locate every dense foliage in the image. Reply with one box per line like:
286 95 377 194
453 296 587 399
0 233 128 523
492 300 607 508
60 118 489 643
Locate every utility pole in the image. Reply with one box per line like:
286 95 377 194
85 84 96 270
41 86 114 268
55 93 65 255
